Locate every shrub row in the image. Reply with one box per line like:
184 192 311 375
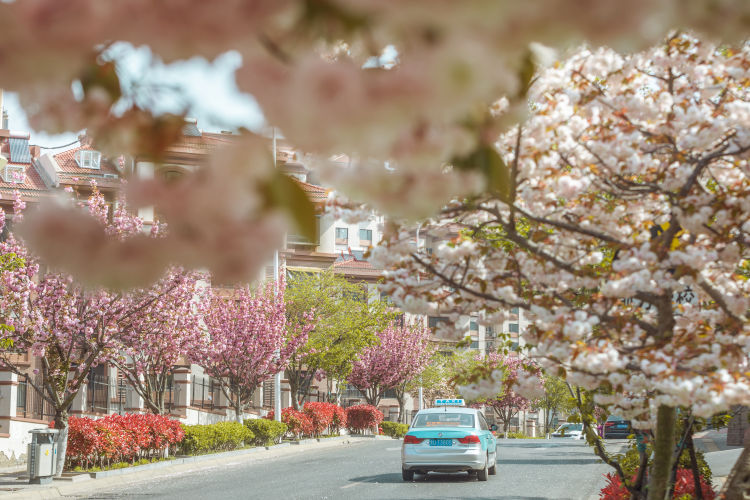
265 403 383 438
600 469 715 499
243 418 287 446
380 421 408 438
345 404 384 434
65 414 184 469
179 421 253 455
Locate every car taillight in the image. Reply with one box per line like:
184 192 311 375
457 435 481 444
403 435 424 444
605 422 615 427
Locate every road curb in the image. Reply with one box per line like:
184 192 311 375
0 437 371 499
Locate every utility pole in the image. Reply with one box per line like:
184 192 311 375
273 127 282 423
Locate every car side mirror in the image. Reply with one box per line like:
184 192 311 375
490 424 498 431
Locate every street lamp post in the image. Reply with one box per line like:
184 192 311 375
416 224 424 411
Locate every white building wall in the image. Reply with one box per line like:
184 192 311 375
0 420 50 466
318 213 336 254
332 216 383 254
135 161 155 224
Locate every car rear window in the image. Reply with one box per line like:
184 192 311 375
412 413 475 428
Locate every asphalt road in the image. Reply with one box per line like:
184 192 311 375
79 439 613 500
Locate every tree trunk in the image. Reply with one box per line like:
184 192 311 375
719 427 750 499
397 395 406 424
234 389 243 423
647 405 676 500
365 386 380 407
685 432 703 500
286 369 300 410
53 410 69 477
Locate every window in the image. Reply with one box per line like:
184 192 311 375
412 413 475 428
335 227 348 245
470 341 479 349
511 307 519 314
359 228 373 246
2 164 25 184
428 316 449 330
478 413 489 431
486 326 495 337
74 150 102 169
469 320 478 331
287 215 321 246
508 323 519 333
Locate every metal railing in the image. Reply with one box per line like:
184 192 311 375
382 408 415 425
191 375 220 410
16 375 56 421
341 386 398 400
262 380 274 408
87 374 114 414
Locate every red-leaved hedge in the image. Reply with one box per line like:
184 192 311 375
330 404 347 434
65 414 184 469
599 469 715 499
345 404 383 434
303 402 334 437
266 403 350 438
265 407 313 438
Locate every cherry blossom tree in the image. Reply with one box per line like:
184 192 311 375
0 189 195 475
465 354 542 434
348 320 433 416
200 279 313 422
0 2 745 286
112 269 207 415
376 34 750 499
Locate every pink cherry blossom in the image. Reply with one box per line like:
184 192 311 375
198 276 314 421
348 320 433 408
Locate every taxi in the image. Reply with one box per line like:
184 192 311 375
401 399 497 481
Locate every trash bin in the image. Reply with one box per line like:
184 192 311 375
27 428 59 484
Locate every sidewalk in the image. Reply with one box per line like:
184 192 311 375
693 428 743 491
0 436 387 499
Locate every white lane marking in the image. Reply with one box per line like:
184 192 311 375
341 482 363 489
386 447 401 451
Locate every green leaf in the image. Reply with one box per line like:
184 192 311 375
518 49 535 98
80 59 122 103
453 146 511 202
264 171 318 242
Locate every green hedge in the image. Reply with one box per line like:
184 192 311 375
179 422 254 455
380 421 409 438
617 443 712 483
244 418 287 446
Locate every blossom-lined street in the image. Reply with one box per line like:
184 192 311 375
78 439 613 500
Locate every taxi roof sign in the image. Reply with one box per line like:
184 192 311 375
435 399 465 406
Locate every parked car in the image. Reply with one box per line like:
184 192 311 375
602 415 632 439
551 423 583 438
402 403 497 481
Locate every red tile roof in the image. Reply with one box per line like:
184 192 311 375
333 254 383 278
165 133 233 156
297 180 329 203
0 163 48 193
53 145 121 176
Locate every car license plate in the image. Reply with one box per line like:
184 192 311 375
616 424 627 429
429 439 452 446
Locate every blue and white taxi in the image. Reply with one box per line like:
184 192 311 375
401 399 497 481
